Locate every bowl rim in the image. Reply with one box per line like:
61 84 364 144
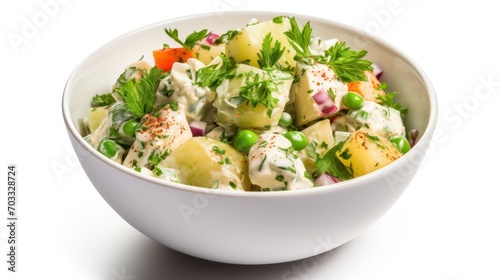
62 10 438 198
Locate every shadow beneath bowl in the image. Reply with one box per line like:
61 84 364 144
111 237 355 280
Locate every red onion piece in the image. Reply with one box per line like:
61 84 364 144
408 128 419 147
314 173 340 186
189 120 207 136
312 89 338 116
372 63 383 79
205 33 220 45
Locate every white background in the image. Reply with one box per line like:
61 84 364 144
1 0 499 279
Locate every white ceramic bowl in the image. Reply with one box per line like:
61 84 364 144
62 11 437 265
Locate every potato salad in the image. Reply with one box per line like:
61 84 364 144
83 16 417 191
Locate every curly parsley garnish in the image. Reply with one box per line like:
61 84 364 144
164 28 210 50
114 66 164 118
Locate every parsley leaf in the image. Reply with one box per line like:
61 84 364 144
316 141 353 180
285 17 372 82
257 33 285 70
377 91 409 116
214 29 240 45
195 54 237 90
91 93 115 107
114 66 164 118
315 41 373 83
284 16 313 60
164 28 210 50
239 70 291 118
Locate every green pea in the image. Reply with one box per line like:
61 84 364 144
122 120 139 137
342 91 365 110
278 112 293 127
283 131 308 151
390 135 411 154
98 139 121 158
233 130 259 154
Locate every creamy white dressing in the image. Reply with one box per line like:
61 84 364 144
346 100 405 138
85 19 411 191
248 133 313 191
156 58 215 122
309 37 339 55
123 105 192 168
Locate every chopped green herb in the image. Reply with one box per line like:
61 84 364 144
272 16 284 24
164 28 210 50
279 145 295 158
195 54 237 90
275 174 285 182
229 181 237 189
214 29 240 44
114 66 163 118
212 146 226 155
152 167 163 176
91 93 115 107
326 88 336 101
168 101 179 111
366 133 380 142
258 140 268 148
316 141 353 180
339 148 352 160
315 41 373 83
377 91 409 116
284 16 313 60
239 70 291 117
376 82 388 90
148 148 171 166
258 154 267 171
257 33 285 70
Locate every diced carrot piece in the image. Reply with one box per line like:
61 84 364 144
152 47 193 72
347 71 385 103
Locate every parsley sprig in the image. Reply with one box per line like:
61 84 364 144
284 16 373 83
214 29 240 45
377 91 409 116
164 28 210 50
317 42 373 83
114 66 164 118
257 33 285 70
239 72 281 118
284 17 313 60
91 93 115 107
195 54 237 90
316 141 353 180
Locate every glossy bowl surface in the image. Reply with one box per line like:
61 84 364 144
62 11 437 264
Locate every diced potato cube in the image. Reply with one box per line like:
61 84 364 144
160 137 251 191
298 119 334 174
226 17 296 69
214 64 293 130
292 62 347 127
123 105 192 168
193 43 226 65
88 107 108 133
336 129 402 177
